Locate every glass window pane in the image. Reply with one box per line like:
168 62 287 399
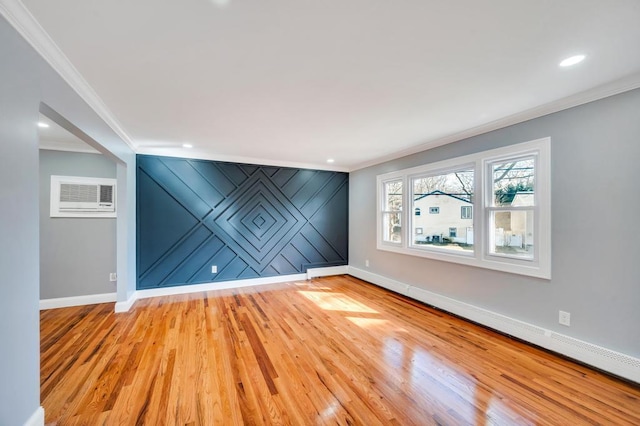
412 169 474 253
382 212 402 243
492 157 535 207
489 210 534 259
461 206 472 219
384 180 402 211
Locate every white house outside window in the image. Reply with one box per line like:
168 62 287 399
376 137 551 279
411 167 474 254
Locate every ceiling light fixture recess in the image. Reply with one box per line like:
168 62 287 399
559 54 586 67
182 143 193 148
37 122 49 128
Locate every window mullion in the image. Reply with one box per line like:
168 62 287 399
404 175 410 248
470 159 479 261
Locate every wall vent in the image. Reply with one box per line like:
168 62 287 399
550 332 640 369
348 266 640 383
50 175 116 218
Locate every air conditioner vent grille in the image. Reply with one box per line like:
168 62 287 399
60 184 98 203
100 185 113 204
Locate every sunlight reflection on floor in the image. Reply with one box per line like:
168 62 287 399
298 291 378 313
346 317 388 328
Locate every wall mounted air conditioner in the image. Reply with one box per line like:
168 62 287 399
50 175 116 218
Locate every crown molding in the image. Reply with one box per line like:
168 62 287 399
351 72 640 171
0 0 136 152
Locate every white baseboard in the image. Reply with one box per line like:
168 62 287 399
114 267 347 313
114 293 137 313
307 265 349 279
347 266 640 384
114 272 311 313
24 406 44 426
40 293 117 310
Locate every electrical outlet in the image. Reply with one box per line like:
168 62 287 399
365 259 370 267
211 265 218 274
559 310 571 326
109 273 117 282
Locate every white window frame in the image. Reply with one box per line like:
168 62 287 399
376 137 551 279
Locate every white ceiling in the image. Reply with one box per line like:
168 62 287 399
38 114 100 154
20 0 640 171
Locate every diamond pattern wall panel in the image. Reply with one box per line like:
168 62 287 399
137 155 348 289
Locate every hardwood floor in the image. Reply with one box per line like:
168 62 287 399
41 275 640 425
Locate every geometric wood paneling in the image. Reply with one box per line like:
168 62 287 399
137 155 348 289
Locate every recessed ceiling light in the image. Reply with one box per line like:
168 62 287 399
327 158 335 163
211 0 230 6
559 55 586 67
37 122 49 128
182 143 193 148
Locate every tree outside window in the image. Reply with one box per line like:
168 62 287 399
381 180 402 243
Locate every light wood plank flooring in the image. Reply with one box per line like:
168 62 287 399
41 275 640 425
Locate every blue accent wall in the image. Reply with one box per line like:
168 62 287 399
136 155 348 289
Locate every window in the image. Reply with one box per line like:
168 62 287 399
377 137 550 279
411 167 474 254
487 156 535 259
379 179 403 244
461 206 472 219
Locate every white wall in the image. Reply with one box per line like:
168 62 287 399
0 18 41 424
39 150 117 299
0 14 136 424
